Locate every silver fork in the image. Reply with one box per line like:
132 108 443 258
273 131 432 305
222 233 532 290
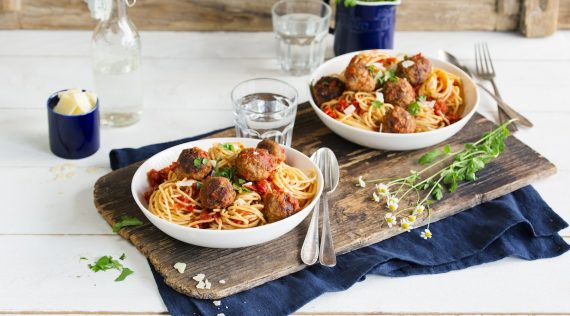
474 42 533 129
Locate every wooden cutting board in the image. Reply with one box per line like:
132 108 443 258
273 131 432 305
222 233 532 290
93 102 556 299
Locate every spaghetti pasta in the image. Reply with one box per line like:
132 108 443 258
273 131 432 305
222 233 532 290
313 51 464 133
145 142 317 230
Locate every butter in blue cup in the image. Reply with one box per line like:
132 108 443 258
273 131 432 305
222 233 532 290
47 89 100 159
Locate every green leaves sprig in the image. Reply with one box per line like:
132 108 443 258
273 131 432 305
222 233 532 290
357 120 513 237
87 254 134 282
112 215 143 233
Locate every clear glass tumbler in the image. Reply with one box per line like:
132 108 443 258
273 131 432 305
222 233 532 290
272 0 332 76
231 78 298 147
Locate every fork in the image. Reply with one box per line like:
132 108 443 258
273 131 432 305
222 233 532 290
474 42 533 128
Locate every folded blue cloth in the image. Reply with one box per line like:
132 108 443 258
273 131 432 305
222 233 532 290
110 133 569 316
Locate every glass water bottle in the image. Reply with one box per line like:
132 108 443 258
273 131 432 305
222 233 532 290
91 0 142 127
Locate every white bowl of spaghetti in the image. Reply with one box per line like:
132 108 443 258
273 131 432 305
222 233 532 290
131 138 323 248
308 50 479 151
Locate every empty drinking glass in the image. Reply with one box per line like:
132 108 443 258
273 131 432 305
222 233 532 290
231 78 298 147
272 0 331 76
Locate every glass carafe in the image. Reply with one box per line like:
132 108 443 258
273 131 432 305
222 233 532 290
91 0 142 127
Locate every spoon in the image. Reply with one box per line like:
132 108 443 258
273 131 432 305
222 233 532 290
318 148 340 266
300 151 322 265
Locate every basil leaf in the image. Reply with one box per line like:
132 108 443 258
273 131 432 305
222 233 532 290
114 267 134 282
112 215 143 233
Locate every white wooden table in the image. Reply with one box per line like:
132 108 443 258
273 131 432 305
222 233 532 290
1 30 569 315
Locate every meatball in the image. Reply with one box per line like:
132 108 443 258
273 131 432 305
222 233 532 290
344 55 376 92
384 106 416 134
256 139 286 164
263 191 300 223
199 176 236 209
235 148 276 182
174 147 212 180
311 76 346 106
396 54 432 86
382 77 416 108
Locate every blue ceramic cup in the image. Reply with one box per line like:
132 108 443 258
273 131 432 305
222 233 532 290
47 90 100 159
329 0 401 56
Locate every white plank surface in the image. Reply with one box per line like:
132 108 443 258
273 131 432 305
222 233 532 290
0 30 569 314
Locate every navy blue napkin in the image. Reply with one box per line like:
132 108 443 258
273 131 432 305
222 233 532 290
110 133 569 316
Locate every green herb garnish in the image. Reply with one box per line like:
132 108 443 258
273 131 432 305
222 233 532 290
80 256 87 261
221 143 235 151
381 69 397 84
119 253 126 260
202 158 209 165
232 182 252 193
115 268 134 282
112 215 143 233
408 102 420 116
88 255 134 282
371 100 383 109
214 166 236 180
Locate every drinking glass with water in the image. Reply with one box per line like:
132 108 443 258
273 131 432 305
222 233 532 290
231 78 298 147
272 0 332 76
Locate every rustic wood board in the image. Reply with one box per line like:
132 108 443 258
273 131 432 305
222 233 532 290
93 103 556 299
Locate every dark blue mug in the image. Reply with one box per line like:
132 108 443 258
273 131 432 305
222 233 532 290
47 90 100 159
328 0 400 56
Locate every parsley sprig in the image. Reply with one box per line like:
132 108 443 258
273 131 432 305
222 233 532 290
112 215 143 233
355 120 514 238
87 254 134 282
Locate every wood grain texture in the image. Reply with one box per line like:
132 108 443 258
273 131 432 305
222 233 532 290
520 0 560 37
93 103 556 299
1 0 568 34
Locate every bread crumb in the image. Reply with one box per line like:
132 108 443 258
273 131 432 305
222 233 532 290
217 313 225 316
205 279 211 289
196 280 206 289
219 279 226 284
213 300 221 306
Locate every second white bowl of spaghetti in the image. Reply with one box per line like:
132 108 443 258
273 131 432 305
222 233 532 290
308 49 479 151
131 138 323 248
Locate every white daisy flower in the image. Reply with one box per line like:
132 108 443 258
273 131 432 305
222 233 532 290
407 215 417 223
420 228 433 239
413 204 425 215
400 218 413 232
372 192 381 202
384 212 397 228
356 176 366 188
387 200 398 211
375 183 389 196
387 196 399 210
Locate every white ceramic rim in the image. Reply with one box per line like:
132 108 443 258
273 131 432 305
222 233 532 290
131 137 324 237
308 49 479 139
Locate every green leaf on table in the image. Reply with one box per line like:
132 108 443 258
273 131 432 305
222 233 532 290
443 144 451 154
112 215 143 233
89 255 122 272
119 253 126 261
418 149 441 165
115 267 134 282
